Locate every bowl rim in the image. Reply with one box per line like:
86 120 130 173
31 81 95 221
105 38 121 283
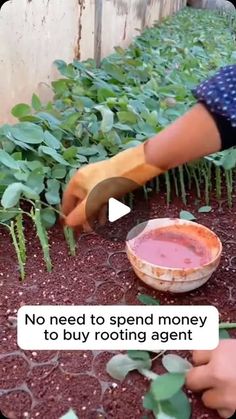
126 217 222 274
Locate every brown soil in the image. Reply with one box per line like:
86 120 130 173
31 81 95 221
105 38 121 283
0 191 236 419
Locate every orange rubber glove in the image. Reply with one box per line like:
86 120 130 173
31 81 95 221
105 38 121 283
62 143 163 228
186 340 236 418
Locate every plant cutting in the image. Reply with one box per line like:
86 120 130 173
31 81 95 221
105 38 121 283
106 351 192 419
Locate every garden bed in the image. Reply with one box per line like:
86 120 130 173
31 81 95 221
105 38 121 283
0 190 235 419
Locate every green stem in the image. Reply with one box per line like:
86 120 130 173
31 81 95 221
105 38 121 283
63 227 76 256
215 166 222 201
179 166 187 205
172 169 179 197
16 213 26 264
10 221 25 280
225 170 233 208
165 172 171 206
203 162 211 205
32 202 52 272
191 167 201 199
185 164 192 190
151 350 166 362
139 368 159 380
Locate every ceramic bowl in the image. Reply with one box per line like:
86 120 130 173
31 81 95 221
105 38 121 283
126 218 222 293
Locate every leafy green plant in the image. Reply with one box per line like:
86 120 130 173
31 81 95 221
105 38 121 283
10 219 26 280
15 213 26 264
106 350 192 418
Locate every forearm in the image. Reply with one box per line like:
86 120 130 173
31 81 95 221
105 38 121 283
145 64 236 171
144 103 221 171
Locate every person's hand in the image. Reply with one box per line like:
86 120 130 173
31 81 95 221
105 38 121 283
186 340 236 418
61 143 163 229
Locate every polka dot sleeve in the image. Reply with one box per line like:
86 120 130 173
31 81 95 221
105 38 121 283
193 65 236 150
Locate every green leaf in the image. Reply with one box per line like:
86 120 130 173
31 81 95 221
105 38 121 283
198 206 212 213
52 79 71 95
0 150 20 169
11 122 44 144
0 208 20 223
25 161 44 171
106 354 151 381
118 111 137 124
127 351 150 361
37 112 61 127
63 146 78 161
138 294 160 305
60 113 79 130
113 123 134 132
45 179 61 205
12 104 31 118
44 131 61 149
219 329 230 339
13 171 28 182
41 208 57 229
32 94 42 111
11 151 23 161
51 165 67 179
158 390 191 419
54 60 76 78
179 210 196 221
26 169 45 194
222 149 236 170
114 46 125 55
97 87 116 102
162 355 192 374
1 183 39 208
39 146 69 165
143 390 158 412
102 62 126 82
146 110 158 128
60 408 79 419
151 373 185 402
95 105 114 133
77 147 98 156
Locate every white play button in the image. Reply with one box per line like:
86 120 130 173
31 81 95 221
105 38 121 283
108 197 131 222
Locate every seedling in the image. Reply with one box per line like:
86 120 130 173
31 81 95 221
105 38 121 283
106 351 192 419
30 201 52 273
63 226 76 256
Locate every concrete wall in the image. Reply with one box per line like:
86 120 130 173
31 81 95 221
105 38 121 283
0 0 186 123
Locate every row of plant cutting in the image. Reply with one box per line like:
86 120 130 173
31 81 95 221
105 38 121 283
0 8 236 278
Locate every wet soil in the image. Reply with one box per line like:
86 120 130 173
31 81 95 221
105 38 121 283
0 191 235 419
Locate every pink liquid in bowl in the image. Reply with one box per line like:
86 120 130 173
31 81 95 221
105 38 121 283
133 229 211 269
